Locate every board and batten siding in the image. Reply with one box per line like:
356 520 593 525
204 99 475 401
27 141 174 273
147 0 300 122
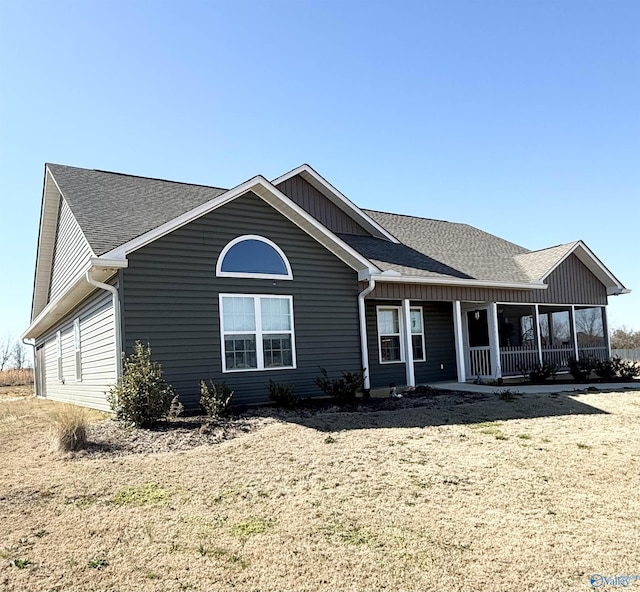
48 197 93 303
36 288 116 410
276 175 372 237
121 191 362 407
366 301 457 389
370 254 608 306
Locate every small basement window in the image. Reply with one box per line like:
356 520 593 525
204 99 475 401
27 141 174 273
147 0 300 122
216 235 292 279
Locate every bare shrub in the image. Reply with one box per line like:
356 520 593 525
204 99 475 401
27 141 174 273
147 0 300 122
50 404 89 452
0 368 34 386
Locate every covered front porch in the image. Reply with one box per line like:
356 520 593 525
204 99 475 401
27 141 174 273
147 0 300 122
457 302 610 380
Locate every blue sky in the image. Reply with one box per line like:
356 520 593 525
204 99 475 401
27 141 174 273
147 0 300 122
1 0 638 349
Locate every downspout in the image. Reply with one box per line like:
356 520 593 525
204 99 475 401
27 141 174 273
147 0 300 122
86 270 122 382
21 338 36 396
358 276 376 393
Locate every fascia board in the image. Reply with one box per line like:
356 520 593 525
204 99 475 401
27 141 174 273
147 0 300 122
102 176 380 275
540 240 627 294
30 167 55 321
31 167 98 321
372 274 548 291
272 164 400 244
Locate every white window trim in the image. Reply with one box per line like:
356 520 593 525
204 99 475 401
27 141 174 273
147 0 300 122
410 306 426 363
56 330 63 382
73 318 82 382
219 293 297 373
377 306 404 364
216 235 293 280
376 305 426 364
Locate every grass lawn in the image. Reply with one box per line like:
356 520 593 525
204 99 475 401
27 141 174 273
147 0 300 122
1 385 639 592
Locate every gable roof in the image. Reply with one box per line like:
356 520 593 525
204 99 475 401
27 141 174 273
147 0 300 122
26 162 629 341
47 164 228 256
272 164 400 243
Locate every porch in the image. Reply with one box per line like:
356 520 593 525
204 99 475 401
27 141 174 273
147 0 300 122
461 303 610 380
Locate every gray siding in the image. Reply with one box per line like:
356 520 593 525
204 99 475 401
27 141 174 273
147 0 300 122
121 191 362 407
36 288 116 411
371 254 608 306
366 300 457 389
276 175 372 236
48 197 93 302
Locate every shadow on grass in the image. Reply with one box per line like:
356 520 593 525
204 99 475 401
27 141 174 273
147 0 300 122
257 390 611 433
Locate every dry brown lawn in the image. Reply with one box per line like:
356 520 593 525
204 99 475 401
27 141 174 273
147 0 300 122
1 385 639 592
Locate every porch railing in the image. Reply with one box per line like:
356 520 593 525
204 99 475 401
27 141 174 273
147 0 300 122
469 346 491 378
577 346 608 362
541 344 574 370
500 346 539 375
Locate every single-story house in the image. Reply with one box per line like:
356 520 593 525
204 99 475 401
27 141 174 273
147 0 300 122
22 163 630 410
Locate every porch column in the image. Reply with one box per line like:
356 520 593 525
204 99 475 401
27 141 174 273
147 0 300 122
453 301 466 382
602 306 611 358
401 299 415 387
488 302 502 379
570 306 579 359
534 305 543 365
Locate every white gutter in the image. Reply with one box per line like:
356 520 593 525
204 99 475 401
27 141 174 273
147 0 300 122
358 276 376 392
372 274 548 291
85 269 122 382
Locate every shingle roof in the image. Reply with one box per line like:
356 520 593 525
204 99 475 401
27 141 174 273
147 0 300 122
46 164 576 285
47 164 227 256
360 210 535 283
513 242 578 281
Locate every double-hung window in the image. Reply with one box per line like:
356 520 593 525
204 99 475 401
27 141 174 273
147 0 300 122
378 307 402 363
410 308 426 362
377 306 426 363
220 294 296 372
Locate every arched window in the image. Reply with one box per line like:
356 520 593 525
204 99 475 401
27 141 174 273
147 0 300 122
216 235 293 279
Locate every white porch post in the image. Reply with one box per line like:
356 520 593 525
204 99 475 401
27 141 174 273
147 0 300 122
453 301 466 382
570 305 579 359
534 304 543 365
488 302 502 379
602 306 611 358
402 299 415 387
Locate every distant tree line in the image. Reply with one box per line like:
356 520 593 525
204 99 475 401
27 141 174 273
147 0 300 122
0 334 30 371
610 327 640 350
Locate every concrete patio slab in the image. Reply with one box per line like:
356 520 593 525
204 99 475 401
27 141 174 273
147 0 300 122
426 381 640 395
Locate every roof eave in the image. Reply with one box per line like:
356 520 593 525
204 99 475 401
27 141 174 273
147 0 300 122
540 240 628 295
371 273 548 291
22 259 128 340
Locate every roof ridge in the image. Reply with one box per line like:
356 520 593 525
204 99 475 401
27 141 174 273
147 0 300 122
516 241 578 256
46 163 228 192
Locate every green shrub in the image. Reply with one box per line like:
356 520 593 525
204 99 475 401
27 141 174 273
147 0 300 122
314 368 364 406
612 357 640 380
522 362 558 384
200 380 234 417
107 342 175 428
568 356 597 382
268 380 298 408
594 358 616 380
